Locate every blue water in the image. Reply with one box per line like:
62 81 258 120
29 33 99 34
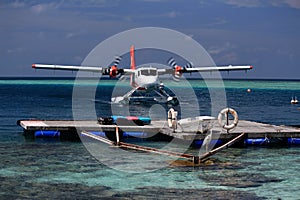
0 78 299 199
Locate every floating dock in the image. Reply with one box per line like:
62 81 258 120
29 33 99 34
17 119 300 146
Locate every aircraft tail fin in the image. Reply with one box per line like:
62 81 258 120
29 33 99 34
130 45 136 70
130 45 136 88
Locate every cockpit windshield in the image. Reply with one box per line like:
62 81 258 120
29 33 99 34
140 69 157 76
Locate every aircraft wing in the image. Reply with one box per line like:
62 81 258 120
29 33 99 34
32 64 103 72
32 63 137 75
157 65 252 75
184 65 253 72
123 69 135 74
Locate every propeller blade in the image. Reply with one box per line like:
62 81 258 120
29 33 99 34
167 57 177 68
114 56 122 67
185 62 192 68
172 76 181 82
168 57 184 80
119 74 127 81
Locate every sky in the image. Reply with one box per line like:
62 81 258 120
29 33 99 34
1 0 300 79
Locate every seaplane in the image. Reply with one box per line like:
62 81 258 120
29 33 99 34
32 45 253 105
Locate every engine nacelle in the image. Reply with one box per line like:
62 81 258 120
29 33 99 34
174 65 183 79
109 66 118 78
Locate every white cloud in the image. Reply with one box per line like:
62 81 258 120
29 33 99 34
66 30 86 39
222 0 262 8
285 0 300 8
208 42 234 55
66 33 76 39
30 2 66 15
207 42 239 63
278 0 300 9
7 47 23 54
30 4 45 14
59 0 119 8
10 1 26 8
166 11 179 18
218 52 238 63
222 0 300 9
140 0 169 2
30 3 56 14
73 56 83 62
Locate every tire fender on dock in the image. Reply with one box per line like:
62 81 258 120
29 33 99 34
218 108 239 130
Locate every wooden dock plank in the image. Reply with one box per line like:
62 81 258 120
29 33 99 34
18 119 300 141
160 120 300 140
19 120 161 133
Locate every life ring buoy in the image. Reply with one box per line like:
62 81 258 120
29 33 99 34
168 108 177 130
218 108 239 130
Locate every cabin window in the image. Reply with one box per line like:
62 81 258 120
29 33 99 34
141 69 157 76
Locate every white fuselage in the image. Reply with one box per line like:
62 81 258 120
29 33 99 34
133 67 158 88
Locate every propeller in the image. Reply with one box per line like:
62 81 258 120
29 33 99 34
103 55 124 78
110 55 122 77
167 57 183 81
